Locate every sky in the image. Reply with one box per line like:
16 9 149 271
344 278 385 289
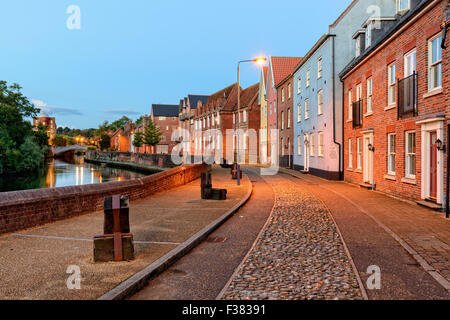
0 0 352 129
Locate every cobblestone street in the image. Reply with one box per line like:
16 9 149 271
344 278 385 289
221 174 363 300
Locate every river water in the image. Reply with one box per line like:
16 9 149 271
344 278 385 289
0 156 147 193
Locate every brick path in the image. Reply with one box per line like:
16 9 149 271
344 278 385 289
280 168 450 299
221 173 363 300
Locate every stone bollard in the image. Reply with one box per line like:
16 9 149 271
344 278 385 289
201 172 212 199
231 163 242 180
93 195 135 262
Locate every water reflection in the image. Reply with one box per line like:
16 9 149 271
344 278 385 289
0 156 146 193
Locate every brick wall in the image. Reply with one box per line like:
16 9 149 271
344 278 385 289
277 75 294 167
0 164 208 235
343 2 446 202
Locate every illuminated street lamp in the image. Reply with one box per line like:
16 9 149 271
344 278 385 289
236 57 267 186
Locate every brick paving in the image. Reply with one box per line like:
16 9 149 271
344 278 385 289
221 174 363 300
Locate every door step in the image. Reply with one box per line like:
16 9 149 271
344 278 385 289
360 183 374 190
416 200 443 212
300 170 310 174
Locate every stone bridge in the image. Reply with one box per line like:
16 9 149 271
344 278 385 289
53 145 88 156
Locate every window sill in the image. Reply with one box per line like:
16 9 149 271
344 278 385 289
347 168 354 172
346 119 353 123
384 104 396 111
423 87 443 99
355 168 362 173
401 177 417 185
364 112 373 117
384 174 396 181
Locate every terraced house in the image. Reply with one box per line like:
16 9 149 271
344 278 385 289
259 66 269 164
178 94 210 152
293 0 396 180
151 104 180 154
276 72 295 168
341 0 449 209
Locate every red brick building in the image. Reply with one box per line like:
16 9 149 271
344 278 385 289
341 0 448 209
110 121 134 152
276 73 294 168
33 112 56 145
151 104 180 154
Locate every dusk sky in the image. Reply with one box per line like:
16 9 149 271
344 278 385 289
0 0 351 129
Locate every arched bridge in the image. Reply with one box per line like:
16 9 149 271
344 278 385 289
54 145 88 156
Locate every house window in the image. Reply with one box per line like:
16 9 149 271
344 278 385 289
367 78 373 113
297 103 302 122
388 63 396 105
348 90 353 120
388 134 396 175
404 49 417 77
397 0 410 13
288 83 291 99
356 38 361 57
281 138 284 156
287 108 291 128
318 132 324 157
297 78 301 94
281 111 284 130
243 110 247 122
405 131 416 178
269 103 272 115
317 90 323 115
306 70 311 87
428 34 442 91
305 99 310 120
159 116 166 121
233 114 235 124
281 88 285 102
310 133 315 156
297 135 302 155
317 58 323 79
348 139 353 169
274 101 277 113
366 22 372 48
357 137 362 170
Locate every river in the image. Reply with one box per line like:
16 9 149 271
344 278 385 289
0 156 147 193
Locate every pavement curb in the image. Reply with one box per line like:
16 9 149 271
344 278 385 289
98 173 254 300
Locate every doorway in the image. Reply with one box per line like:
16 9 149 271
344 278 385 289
363 133 373 185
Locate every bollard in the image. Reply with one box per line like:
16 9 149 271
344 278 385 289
201 172 212 199
93 195 135 262
231 163 242 180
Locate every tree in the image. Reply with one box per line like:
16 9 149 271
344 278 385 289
135 116 144 127
52 135 69 147
33 123 49 148
99 133 111 150
143 119 162 153
133 131 143 149
110 116 131 132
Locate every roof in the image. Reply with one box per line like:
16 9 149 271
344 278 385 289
239 83 260 109
293 34 333 73
37 112 50 118
270 57 303 87
188 94 210 109
263 66 268 84
151 104 179 117
329 0 358 29
339 0 430 79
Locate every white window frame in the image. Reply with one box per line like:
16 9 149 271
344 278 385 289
243 110 247 122
428 33 443 91
288 83 291 99
405 131 416 179
348 90 353 120
356 38 361 57
367 78 373 113
317 90 323 115
305 99 310 120
287 108 291 128
317 57 323 79
310 133 315 157
281 88 285 102
297 103 302 123
306 70 311 87
357 137 362 170
388 63 396 106
366 22 372 48
404 49 417 77
281 111 284 130
318 132 324 157
388 133 396 175
281 138 284 156
297 135 302 155
396 0 410 13
348 139 353 169
297 77 301 94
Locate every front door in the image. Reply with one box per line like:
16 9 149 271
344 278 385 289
363 134 373 185
304 135 309 171
430 131 437 200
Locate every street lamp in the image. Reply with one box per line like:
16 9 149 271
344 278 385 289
236 57 267 186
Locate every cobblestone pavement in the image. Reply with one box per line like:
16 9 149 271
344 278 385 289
221 175 363 300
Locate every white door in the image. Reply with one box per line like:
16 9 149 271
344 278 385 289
363 134 374 184
304 135 309 171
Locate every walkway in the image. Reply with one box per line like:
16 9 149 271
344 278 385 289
0 166 250 300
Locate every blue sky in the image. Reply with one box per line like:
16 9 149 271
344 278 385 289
0 0 351 129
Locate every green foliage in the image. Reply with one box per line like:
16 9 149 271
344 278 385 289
33 123 49 148
133 131 143 148
0 81 46 175
135 116 144 127
52 134 76 147
56 126 96 139
143 119 162 147
99 133 111 150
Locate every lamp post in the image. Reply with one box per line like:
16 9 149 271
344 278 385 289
236 57 266 186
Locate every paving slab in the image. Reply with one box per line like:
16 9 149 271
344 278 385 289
0 166 250 300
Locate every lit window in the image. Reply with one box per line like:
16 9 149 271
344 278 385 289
348 139 353 169
317 90 323 115
281 88 285 102
243 110 247 122
428 34 442 91
388 134 396 175
305 99 310 120
318 132 324 157
367 78 373 113
388 63 396 105
348 90 353 120
159 116 166 121
306 70 310 87
317 58 323 79
405 131 416 178
357 137 362 169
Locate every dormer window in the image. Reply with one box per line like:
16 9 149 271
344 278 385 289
397 0 410 14
366 23 372 48
356 40 361 57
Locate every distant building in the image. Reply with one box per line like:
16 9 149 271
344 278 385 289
33 112 56 145
110 121 134 152
151 104 180 154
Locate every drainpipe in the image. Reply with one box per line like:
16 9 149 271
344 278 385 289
331 35 343 180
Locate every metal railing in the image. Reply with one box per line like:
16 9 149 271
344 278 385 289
398 72 418 119
352 99 363 128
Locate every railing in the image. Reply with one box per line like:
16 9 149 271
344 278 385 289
398 72 418 119
352 100 363 128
